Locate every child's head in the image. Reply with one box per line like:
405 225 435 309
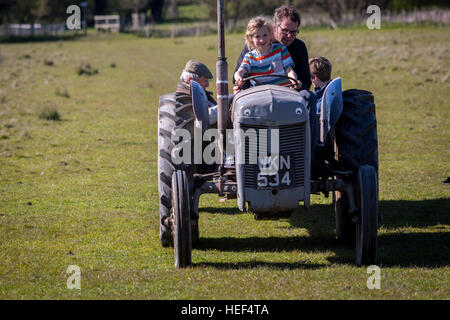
309 56 332 88
245 17 274 51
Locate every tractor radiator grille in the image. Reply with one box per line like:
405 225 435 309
241 124 305 188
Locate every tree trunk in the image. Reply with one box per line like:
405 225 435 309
166 0 177 20
150 0 164 23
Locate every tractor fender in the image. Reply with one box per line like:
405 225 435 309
190 80 209 132
323 77 343 132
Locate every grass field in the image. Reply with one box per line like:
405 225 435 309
0 25 449 300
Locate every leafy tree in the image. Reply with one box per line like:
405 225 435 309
117 0 164 23
202 0 279 28
2 0 40 23
0 0 16 24
119 0 150 14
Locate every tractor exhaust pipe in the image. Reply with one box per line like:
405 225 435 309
216 0 229 165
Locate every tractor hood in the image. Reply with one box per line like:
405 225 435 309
232 85 309 126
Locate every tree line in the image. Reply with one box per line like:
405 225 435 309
0 0 448 25
0 0 165 24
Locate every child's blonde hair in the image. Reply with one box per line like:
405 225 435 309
245 16 274 50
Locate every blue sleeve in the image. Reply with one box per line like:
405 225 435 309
240 53 252 72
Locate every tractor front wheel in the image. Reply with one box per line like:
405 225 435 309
355 165 378 266
172 170 192 268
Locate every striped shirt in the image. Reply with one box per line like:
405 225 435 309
239 43 295 86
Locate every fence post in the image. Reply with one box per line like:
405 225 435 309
329 18 338 30
196 24 200 37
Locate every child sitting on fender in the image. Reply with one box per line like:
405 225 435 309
234 17 301 94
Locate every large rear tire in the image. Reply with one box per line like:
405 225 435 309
334 89 379 241
172 170 192 268
158 92 196 247
335 89 378 174
355 165 378 266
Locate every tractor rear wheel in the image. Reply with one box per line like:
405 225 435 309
334 89 379 242
335 89 378 174
158 92 196 248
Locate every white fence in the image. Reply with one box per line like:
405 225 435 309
140 23 214 38
94 15 121 32
0 23 66 37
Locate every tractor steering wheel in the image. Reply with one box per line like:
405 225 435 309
242 74 300 89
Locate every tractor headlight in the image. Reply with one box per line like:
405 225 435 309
295 107 302 115
243 109 251 116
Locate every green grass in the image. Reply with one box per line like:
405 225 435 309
0 26 449 299
176 4 211 22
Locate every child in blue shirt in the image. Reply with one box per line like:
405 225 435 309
309 56 332 114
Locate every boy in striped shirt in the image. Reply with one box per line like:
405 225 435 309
234 17 301 93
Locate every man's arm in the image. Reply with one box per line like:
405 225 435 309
288 39 312 91
298 42 312 91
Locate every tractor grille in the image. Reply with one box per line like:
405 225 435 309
241 124 306 188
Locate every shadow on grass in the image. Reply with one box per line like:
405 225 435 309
288 198 450 233
196 235 339 253
196 198 450 269
378 198 450 229
194 235 352 269
376 231 450 267
195 261 324 270
200 206 244 215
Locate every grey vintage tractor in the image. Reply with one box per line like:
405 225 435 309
157 0 379 268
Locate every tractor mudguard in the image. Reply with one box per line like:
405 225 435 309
298 90 317 163
190 80 209 132
319 77 343 142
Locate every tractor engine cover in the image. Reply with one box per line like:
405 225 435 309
231 85 311 213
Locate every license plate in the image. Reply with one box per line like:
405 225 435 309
256 154 294 189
